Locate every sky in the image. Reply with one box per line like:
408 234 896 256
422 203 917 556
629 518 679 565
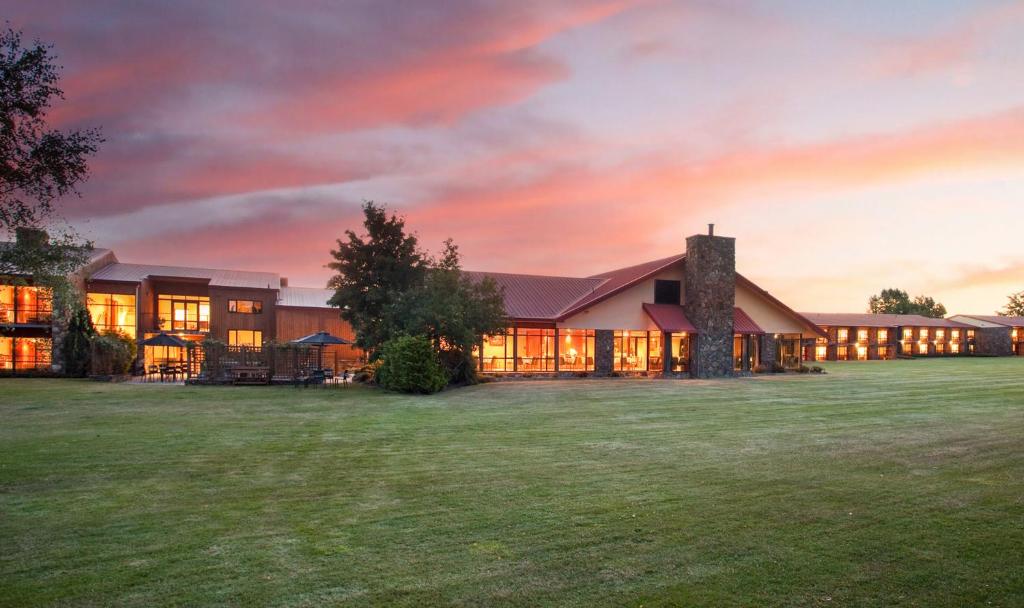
7 0 1024 314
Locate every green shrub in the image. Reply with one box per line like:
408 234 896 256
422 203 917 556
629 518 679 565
811 366 825 374
376 335 448 394
89 332 134 376
63 306 95 377
797 365 811 374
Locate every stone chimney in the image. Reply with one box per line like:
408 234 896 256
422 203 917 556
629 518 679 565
15 227 49 248
684 226 736 378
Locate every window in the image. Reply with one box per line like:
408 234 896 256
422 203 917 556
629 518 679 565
837 345 848 360
951 329 960 341
654 280 681 305
559 329 595 372
158 295 210 332
950 342 960 354
935 329 945 342
670 333 691 371
936 343 945 354
516 328 555 372
878 346 889 358
918 342 929 355
815 343 827 361
228 330 262 347
0 285 52 324
857 329 868 343
648 332 664 371
614 330 648 371
856 345 868 360
228 299 262 314
918 328 929 341
0 337 52 371
837 328 849 342
479 330 515 372
877 329 888 343
902 328 913 341
87 293 137 338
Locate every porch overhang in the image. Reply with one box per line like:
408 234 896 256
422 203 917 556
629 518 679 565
734 307 766 335
642 303 697 333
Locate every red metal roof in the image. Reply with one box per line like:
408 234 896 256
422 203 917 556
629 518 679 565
734 307 765 334
463 270 605 321
736 274 827 337
642 303 696 332
558 253 687 320
801 312 975 329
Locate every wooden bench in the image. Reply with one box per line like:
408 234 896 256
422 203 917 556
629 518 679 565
230 366 270 385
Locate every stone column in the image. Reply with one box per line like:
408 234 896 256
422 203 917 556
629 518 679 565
683 231 736 378
761 335 778 368
975 327 1012 356
594 329 614 376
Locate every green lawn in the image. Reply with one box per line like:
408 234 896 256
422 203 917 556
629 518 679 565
1 359 1023 607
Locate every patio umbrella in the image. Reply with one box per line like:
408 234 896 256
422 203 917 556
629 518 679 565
290 331 353 369
141 332 188 367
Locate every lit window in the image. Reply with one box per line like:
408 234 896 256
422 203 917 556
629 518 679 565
614 330 648 371
935 329 945 342
857 329 868 343
918 343 929 355
158 295 211 332
919 328 929 341
903 328 913 341
878 346 889 358
877 329 888 342
87 293 137 338
951 329 960 341
837 328 849 342
856 345 868 360
480 330 515 372
559 329 596 372
950 342 960 354
228 299 262 314
228 330 263 347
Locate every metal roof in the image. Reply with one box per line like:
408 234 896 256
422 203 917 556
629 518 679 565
642 303 696 332
733 307 765 334
278 286 335 309
463 271 605 320
801 312 974 328
89 262 280 290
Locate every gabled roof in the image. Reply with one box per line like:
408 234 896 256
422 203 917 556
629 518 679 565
952 314 1024 328
734 307 765 334
89 262 280 290
736 274 827 337
642 303 696 332
559 253 688 319
278 286 334 309
463 270 605 321
801 312 974 329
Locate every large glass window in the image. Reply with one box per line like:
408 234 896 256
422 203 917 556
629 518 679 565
228 299 262 314
479 330 514 372
0 285 12 324
648 332 664 372
228 330 263 347
815 337 827 361
158 294 210 332
0 337 52 371
614 330 648 371
560 328 595 372
87 293 137 338
670 333 691 371
516 328 555 372
0 285 52 324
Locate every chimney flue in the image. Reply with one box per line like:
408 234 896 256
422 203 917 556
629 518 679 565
708 223 715 236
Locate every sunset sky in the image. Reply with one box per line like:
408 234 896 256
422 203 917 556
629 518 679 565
10 0 1024 314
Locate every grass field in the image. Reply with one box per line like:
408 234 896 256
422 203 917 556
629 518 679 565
1 358 1023 607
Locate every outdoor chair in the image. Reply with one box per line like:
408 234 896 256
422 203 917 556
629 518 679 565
147 364 159 382
323 368 334 385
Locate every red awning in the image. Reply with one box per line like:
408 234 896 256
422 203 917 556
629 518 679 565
734 307 765 334
642 303 697 332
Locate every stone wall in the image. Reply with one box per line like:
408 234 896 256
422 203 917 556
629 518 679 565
594 329 614 376
760 334 777 368
684 233 736 378
974 327 1012 356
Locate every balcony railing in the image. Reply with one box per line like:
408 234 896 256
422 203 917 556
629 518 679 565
0 306 53 325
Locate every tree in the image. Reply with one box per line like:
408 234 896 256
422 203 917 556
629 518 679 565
394 240 506 383
328 204 507 385
1000 291 1024 317
62 303 95 377
1 27 101 231
327 201 426 355
0 27 99 316
868 288 946 318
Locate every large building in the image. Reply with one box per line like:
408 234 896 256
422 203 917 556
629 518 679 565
799 313 977 361
468 227 825 378
1 231 362 374
948 315 1024 357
